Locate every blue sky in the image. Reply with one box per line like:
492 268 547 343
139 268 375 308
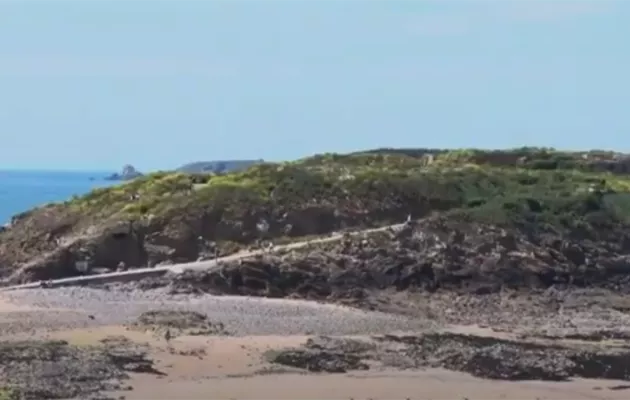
0 0 628 171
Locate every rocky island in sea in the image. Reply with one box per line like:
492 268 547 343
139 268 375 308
104 164 143 181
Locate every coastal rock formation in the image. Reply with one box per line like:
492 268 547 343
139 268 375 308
128 310 231 337
2 147 630 289
268 333 630 381
105 164 143 181
0 337 161 399
131 216 630 305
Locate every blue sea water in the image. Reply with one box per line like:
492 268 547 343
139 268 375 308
0 170 118 224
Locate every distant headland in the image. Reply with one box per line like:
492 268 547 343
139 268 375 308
103 159 264 181
175 159 263 174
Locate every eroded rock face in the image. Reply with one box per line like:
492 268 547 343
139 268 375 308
134 218 630 303
3 220 150 283
5 208 630 291
1 202 421 283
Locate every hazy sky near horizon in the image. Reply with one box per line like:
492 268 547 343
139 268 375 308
1 0 628 171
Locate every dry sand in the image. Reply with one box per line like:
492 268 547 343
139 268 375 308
2 291 630 400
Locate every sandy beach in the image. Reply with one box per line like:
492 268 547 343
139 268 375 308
65 327 630 400
2 285 630 400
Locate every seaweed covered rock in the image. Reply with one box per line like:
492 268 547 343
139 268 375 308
128 310 230 337
0 338 161 399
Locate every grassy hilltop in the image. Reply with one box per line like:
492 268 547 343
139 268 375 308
66 147 630 229
2 147 630 282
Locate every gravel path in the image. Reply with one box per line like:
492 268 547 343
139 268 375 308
0 286 433 336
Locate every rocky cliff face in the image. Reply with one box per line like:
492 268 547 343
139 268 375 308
0 202 422 284
135 216 630 303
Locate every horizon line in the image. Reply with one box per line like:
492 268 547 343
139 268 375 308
0 168 118 174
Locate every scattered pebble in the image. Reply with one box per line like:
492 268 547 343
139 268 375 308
1 286 431 336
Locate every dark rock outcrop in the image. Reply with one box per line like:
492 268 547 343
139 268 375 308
0 338 161 399
128 310 231 337
105 164 142 181
2 204 422 284
268 333 630 381
133 217 630 303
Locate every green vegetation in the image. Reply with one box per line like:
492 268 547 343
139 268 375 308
61 148 630 235
0 387 20 400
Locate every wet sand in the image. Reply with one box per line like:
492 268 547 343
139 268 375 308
3 291 630 400
118 372 630 400
47 326 630 400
